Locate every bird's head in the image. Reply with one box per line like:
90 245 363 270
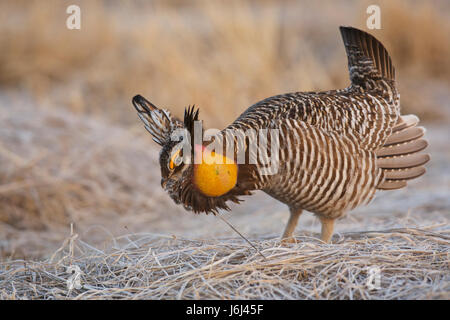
132 95 250 214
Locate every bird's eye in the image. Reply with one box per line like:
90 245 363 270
169 149 182 170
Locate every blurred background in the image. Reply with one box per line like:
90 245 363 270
1 0 449 259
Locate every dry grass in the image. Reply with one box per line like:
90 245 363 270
0 0 449 127
0 97 172 258
1 226 448 299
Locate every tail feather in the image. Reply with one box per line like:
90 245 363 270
382 166 426 180
376 139 428 157
391 114 419 132
376 114 430 190
378 180 407 190
384 126 425 146
377 153 430 169
340 26 395 86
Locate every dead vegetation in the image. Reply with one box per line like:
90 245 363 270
0 0 449 127
1 226 448 299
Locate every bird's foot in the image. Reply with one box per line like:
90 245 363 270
280 237 298 245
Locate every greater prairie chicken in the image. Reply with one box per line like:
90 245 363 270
132 26 430 243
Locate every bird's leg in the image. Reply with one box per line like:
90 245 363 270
319 216 335 243
281 208 303 244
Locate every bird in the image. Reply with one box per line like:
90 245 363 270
132 26 430 244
